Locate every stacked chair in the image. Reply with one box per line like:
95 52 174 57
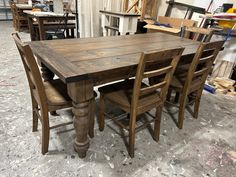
9 1 28 31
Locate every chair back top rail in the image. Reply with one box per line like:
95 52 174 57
12 33 48 110
184 27 214 42
132 47 185 110
184 40 225 93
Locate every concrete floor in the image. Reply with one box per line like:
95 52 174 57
0 21 236 177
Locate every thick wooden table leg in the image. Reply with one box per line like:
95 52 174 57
38 18 46 40
68 80 94 158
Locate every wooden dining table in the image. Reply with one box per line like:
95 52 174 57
29 32 200 158
23 10 76 41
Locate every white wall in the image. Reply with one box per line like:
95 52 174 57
157 0 236 25
157 0 193 19
193 0 236 12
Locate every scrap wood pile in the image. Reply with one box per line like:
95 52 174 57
208 77 236 96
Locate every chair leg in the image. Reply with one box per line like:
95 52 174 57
32 97 38 132
153 106 162 142
89 98 95 138
128 113 137 158
167 89 172 101
174 91 180 103
177 94 187 129
50 111 58 116
41 112 50 155
99 94 105 131
193 90 202 119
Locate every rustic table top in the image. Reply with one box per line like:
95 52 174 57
15 4 32 9
29 33 200 83
23 10 75 18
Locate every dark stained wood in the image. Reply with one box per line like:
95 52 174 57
167 40 225 129
29 33 200 83
98 47 184 157
28 32 201 158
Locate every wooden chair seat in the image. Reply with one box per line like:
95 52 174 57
99 79 162 115
44 79 71 107
170 76 202 93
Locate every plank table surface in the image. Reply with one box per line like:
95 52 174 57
29 32 200 158
15 4 32 10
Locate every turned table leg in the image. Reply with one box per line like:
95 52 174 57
68 80 94 158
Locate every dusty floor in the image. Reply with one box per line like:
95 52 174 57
0 21 236 177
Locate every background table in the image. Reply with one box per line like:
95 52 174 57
29 33 200 158
24 10 75 40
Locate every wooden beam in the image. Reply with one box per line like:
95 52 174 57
126 0 139 13
123 0 129 11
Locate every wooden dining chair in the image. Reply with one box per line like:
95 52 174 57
12 33 73 154
184 27 214 42
12 33 96 154
98 47 184 157
9 2 28 31
167 40 225 129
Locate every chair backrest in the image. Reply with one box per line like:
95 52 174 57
183 40 225 93
9 1 16 16
184 27 214 42
158 16 196 28
9 1 16 26
9 1 21 19
12 33 48 111
132 47 185 109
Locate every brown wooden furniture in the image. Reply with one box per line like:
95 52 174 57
12 33 73 154
184 27 214 42
145 16 196 35
123 0 158 21
98 47 184 157
167 40 225 129
28 32 201 158
9 2 29 31
23 10 75 41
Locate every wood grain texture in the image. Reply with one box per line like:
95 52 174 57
29 33 200 84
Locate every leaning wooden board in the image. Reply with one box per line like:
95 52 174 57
29 32 200 158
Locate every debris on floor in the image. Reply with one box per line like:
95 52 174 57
208 77 236 96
